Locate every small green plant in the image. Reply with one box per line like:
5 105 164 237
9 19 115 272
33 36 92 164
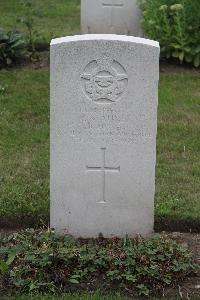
0 28 27 66
17 0 41 58
138 0 200 67
0 229 197 296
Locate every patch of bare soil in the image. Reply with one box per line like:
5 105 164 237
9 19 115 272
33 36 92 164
21 51 49 70
0 51 49 71
0 215 48 230
160 59 200 75
1 215 200 236
1 52 200 75
154 217 200 234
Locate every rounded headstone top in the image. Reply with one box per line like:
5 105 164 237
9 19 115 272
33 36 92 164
51 34 159 49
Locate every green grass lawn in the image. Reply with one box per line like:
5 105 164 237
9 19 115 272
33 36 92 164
0 0 80 45
0 69 199 224
0 0 200 225
0 69 49 216
156 73 200 222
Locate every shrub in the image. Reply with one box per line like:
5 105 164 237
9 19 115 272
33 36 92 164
138 0 200 67
0 29 27 67
0 229 197 296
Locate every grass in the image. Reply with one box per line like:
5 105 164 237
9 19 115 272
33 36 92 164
156 73 200 222
0 69 49 216
0 0 80 45
0 0 199 227
0 69 199 224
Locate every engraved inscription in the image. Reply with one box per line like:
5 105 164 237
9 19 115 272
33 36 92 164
67 105 153 145
86 147 120 203
81 55 128 104
102 0 124 30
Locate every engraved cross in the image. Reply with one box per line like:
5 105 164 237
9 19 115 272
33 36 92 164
102 0 124 30
86 147 120 203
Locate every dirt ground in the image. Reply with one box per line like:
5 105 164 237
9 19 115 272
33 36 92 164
2 51 200 75
160 60 200 75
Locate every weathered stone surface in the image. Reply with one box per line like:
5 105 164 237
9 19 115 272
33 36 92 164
81 0 143 36
50 34 159 237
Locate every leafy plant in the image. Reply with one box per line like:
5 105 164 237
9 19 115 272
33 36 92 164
138 0 200 67
0 229 197 296
0 28 27 66
17 0 42 57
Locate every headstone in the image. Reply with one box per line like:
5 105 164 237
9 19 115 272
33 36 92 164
81 0 143 36
50 34 159 237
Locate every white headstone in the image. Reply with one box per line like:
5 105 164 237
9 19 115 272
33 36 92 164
81 0 143 36
50 34 159 238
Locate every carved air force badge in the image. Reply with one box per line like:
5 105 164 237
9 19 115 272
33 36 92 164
81 55 128 104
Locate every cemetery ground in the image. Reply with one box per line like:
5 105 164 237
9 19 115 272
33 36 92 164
0 0 199 232
0 68 199 231
0 62 199 299
0 0 200 298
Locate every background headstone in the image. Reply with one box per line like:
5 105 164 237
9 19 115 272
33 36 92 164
81 0 143 36
50 34 159 237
